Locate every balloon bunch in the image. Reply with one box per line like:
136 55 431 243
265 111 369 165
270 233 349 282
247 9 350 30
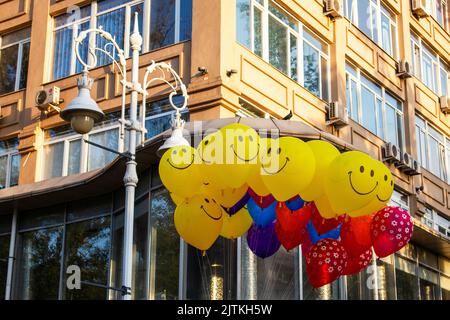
159 123 414 287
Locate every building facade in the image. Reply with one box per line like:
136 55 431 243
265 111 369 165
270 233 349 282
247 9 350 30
0 0 448 300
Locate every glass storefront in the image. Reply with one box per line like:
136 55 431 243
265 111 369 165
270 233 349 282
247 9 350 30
0 166 449 300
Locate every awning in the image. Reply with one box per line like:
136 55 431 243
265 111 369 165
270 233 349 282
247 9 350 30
412 219 450 259
0 117 356 212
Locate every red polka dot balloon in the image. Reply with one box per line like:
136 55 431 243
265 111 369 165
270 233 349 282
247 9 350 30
342 248 373 276
371 206 413 258
306 239 348 288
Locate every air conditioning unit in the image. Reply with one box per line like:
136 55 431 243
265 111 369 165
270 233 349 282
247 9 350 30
439 96 450 114
411 0 430 18
396 60 413 79
381 142 401 164
324 0 343 19
404 158 421 176
35 86 62 113
326 101 348 128
396 152 412 170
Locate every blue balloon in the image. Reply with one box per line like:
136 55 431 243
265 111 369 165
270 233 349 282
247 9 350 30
247 197 277 227
285 197 305 211
306 220 342 244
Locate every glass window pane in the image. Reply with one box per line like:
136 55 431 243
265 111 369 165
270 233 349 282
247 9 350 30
53 27 73 80
96 8 126 66
440 67 448 96
386 105 398 145
150 188 180 300
150 0 176 50
128 3 144 57
427 137 442 177
67 194 111 222
269 16 288 74
14 227 63 299
269 1 298 31
351 79 359 120
0 235 9 299
303 42 320 96
361 86 377 133
75 21 91 74
395 255 419 299
290 34 297 81
63 216 111 300
381 14 392 55
377 99 384 139
321 56 329 100
97 0 132 12
441 275 450 300
236 0 251 48
9 153 20 187
254 7 263 57
419 267 439 300
19 206 64 231
346 266 377 300
43 142 64 180
67 139 81 176
0 214 11 234
358 0 371 36
180 0 193 42
0 156 7 189
54 6 90 28
243 246 299 299
19 41 30 89
376 257 396 299
187 238 236 300
87 128 119 171
0 45 19 94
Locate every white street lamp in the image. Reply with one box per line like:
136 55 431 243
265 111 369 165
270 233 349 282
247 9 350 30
61 13 189 299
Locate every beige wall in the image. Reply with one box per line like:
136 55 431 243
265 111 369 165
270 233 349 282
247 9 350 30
0 0 449 220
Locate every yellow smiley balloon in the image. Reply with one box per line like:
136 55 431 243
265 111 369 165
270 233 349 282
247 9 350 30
300 140 341 201
220 206 253 239
247 165 271 196
260 137 316 201
214 124 260 188
197 131 229 190
170 192 184 206
209 184 248 208
159 146 202 199
347 160 394 217
324 151 379 214
314 195 341 219
174 195 224 251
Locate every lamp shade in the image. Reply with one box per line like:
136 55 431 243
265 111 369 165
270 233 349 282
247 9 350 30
157 127 190 157
61 72 104 134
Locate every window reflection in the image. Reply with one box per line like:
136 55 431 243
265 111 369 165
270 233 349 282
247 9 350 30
187 238 236 300
241 243 299 300
63 217 111 300
376 256 396 300
395 255 419 299
15 227 63 299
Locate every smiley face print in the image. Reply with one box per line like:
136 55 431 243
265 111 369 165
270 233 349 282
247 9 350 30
324 151 380 214
159 146 202 199
260 137 316 201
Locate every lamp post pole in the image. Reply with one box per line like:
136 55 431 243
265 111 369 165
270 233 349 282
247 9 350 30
62 13 190 300
121 19 143 301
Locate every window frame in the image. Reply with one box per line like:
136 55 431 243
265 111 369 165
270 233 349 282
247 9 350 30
410 33 450 97
242 0 331 100
344 0 398 58
0 29 31 94
0 139 20 189
51 0 190 81
346 63 405 149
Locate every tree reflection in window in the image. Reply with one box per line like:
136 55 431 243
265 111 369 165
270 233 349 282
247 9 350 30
63 217 111 300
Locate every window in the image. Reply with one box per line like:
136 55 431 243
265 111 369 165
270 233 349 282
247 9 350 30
411 33 450 96
236 0 330 100
344 0 398 57
0 28 30 95
346 64 405 149
415 115 450 181
52 0 192 80
421 206 450 239
0 214 11 300
0 138 20 189
389 189 409 210
41 99 187 181
426 0 449 31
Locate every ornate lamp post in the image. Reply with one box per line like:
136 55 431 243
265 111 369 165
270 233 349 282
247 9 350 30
61 14 189 299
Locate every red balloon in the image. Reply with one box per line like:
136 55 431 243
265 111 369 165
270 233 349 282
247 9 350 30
310 202 344 235
306 239 348 288
371 206 413 258
342 248 373 276
248 188 276 208
276 203 311 236
275 221 303 251
341 215 374 256
301 236 313 257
